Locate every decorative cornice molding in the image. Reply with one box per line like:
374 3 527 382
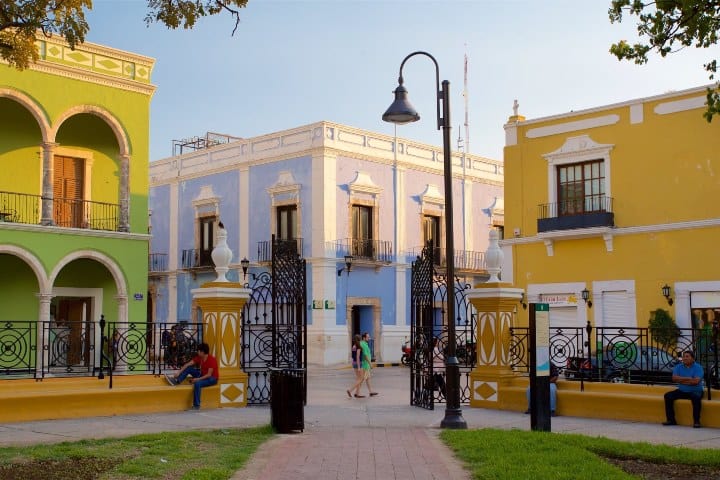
348 171 382 196
527 115 620 139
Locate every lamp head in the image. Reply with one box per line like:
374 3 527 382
662 284 674 306
382 84 420 125
240 257 250 278
344 254 354 271
581 288 593 308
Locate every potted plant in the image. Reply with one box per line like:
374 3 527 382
649 308 680 347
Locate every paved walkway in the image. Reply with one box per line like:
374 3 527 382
2 366 720 479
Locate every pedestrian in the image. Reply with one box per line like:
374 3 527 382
663 350 704 428
346 334 363 398
359 332 378 397
164 342 219 410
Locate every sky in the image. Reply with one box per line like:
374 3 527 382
85 0 718 162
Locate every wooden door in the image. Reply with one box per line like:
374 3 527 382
54 156 84 228
57 298 90 365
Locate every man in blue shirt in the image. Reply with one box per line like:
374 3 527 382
663 350 704 428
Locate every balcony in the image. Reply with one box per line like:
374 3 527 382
148 253 168 275
256 238 303 263
407 246 486 273
0 190 120 232
329 238 393 264
181 249 213 270
537 195 614 233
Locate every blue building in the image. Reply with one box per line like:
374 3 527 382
148 122 503 365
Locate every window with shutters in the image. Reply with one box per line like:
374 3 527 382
422 214 441 265
54 156 85 228
351 204 373 258
557 160 606 216
198 216 216 267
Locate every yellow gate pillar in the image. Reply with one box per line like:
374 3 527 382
191 223 250 407
468 230 522 409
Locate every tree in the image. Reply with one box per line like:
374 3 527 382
1 0 248 70
609 0 720 122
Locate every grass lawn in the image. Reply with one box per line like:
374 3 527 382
0 425 273 480
441 428 720 479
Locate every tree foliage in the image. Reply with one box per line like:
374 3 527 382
0 0 248 70
609 0 720 121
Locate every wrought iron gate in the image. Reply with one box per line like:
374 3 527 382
410 243 477 409
242 237 307 405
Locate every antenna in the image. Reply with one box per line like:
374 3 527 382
463 50 469 155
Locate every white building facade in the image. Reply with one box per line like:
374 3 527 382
148 121 503 365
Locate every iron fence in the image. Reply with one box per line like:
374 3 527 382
510 324 720 393
0 320 203 379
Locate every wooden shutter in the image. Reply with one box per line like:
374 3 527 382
53 156 84 227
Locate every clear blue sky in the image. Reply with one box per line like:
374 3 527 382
86 0 716 162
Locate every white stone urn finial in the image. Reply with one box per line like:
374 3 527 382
211 221 233 282
485 229 504 283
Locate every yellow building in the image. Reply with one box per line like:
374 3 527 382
503 86 720 333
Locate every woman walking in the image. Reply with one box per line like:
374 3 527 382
347 334 364 398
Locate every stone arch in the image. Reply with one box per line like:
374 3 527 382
0 88 51 142
0 245 50 294
50 105 130 156
49 250 128 297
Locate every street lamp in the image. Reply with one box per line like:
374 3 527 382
337 254 354 277
382 51 467 429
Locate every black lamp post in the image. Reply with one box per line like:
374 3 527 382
382 51 466 429
240 257 250 280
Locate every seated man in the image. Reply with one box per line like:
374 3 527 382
525 364 559 416
165 342 219 410
663 350 704 428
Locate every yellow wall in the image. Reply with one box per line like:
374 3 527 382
504 86 720 327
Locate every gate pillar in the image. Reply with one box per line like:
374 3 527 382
467 230 523 409
190 223 251 407
467 287 522 409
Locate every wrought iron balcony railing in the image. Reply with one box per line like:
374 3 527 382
148 253 168 272
407 246 486 271
537 195 614 232
0 190 120 232
181 248 214 269
256 237 303 263
328 238 393 263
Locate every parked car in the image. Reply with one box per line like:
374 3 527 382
565 346 680 384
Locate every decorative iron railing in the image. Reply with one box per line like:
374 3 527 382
181 248 214 268
148 253 168 272
538 195 613 219
0 320 203 379
0 190 40 224
328 238 393 263
53 196 119 231
0 190 120 231
510 324 720 392
407 246 486 271
256 238 303 263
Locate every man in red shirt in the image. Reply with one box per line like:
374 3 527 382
165 342 219 410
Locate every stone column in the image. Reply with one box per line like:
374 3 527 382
36 293 53 369
118 153 130 232
40 142 58 225
191 224 250 407
467 230 523 409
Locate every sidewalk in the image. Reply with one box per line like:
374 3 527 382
2 366 720 478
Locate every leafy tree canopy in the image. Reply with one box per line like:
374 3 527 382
1 0 248 70
609 0 720 121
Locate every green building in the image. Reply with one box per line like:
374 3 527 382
0 34 155 378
